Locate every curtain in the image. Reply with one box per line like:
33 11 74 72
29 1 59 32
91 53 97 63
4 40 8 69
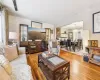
1 8 9 45
0 12 2 42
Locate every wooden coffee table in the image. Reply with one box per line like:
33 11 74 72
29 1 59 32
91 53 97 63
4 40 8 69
38 54 70 80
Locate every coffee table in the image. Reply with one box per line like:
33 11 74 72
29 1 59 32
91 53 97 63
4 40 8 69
38 53 70 80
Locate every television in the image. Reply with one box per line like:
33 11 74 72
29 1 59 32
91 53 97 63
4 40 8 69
28 27 46 41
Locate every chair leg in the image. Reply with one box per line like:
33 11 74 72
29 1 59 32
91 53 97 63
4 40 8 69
66 47 68 50
69 47 71 51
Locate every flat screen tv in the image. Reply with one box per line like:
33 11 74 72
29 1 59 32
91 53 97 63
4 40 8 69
28 27 46 41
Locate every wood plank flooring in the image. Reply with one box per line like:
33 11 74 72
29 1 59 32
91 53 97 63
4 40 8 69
27 50 100 80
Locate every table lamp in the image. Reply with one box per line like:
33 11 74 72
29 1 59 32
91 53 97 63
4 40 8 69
9 32 17 44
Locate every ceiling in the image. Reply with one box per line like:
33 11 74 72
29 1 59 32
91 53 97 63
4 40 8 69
62 21 83 29
1 0 100 26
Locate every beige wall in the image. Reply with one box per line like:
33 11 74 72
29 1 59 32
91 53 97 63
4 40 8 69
83 11 100 47
9 8 100 47
9 15 31 42
8 15 55 42
76 2 100 47
9 15 31 32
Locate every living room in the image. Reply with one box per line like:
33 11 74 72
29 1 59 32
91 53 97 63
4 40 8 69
0 0 100 80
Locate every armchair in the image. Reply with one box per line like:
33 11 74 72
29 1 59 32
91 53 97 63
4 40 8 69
48 40 60 55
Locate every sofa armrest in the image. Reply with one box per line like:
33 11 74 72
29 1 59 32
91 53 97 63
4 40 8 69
0 66 11 80
18 47 26 55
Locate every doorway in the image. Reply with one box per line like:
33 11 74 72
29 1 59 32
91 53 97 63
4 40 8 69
57 21 89 56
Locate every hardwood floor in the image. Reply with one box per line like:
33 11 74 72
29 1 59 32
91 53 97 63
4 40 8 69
27 50 100 80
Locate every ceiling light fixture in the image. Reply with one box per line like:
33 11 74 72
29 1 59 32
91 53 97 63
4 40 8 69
12 0 18 11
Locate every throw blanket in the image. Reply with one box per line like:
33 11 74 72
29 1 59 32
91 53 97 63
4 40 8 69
12 64 33 80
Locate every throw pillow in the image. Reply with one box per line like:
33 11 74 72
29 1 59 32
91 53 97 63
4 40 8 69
0 55 12 75
0 66 11 80
0 55 16 80
4 45 18 62
0 42 4 55
11 64 33 80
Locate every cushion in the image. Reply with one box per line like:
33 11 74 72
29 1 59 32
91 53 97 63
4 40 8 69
10 54 27 66
11 64 33 80
0 55 16 80
0 55 12 75
0 66 11 80
4 45 18 61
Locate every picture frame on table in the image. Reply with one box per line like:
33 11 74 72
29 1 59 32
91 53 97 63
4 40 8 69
93 11 100 33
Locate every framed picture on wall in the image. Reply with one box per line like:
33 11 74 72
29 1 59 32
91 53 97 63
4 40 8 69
31 21 42 28
93 11 100 33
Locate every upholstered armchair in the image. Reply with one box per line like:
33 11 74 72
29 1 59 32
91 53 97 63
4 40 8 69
48 40 60 55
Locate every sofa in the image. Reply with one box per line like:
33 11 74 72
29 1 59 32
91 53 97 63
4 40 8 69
0 46 33 80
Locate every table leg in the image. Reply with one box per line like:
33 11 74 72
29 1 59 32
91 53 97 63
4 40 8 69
68 64 70 80
53 71 55 80
38 55 40 67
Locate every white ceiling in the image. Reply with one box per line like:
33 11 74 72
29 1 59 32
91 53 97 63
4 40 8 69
1 0 100 26
62 21 83 29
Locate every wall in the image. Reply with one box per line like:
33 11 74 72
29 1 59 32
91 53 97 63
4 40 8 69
8 15 55 42
83 5 100 47
59 3 100 47
9 15 31 32
9 15 31 42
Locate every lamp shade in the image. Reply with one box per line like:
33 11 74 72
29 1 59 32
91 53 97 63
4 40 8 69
9 32 17 40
